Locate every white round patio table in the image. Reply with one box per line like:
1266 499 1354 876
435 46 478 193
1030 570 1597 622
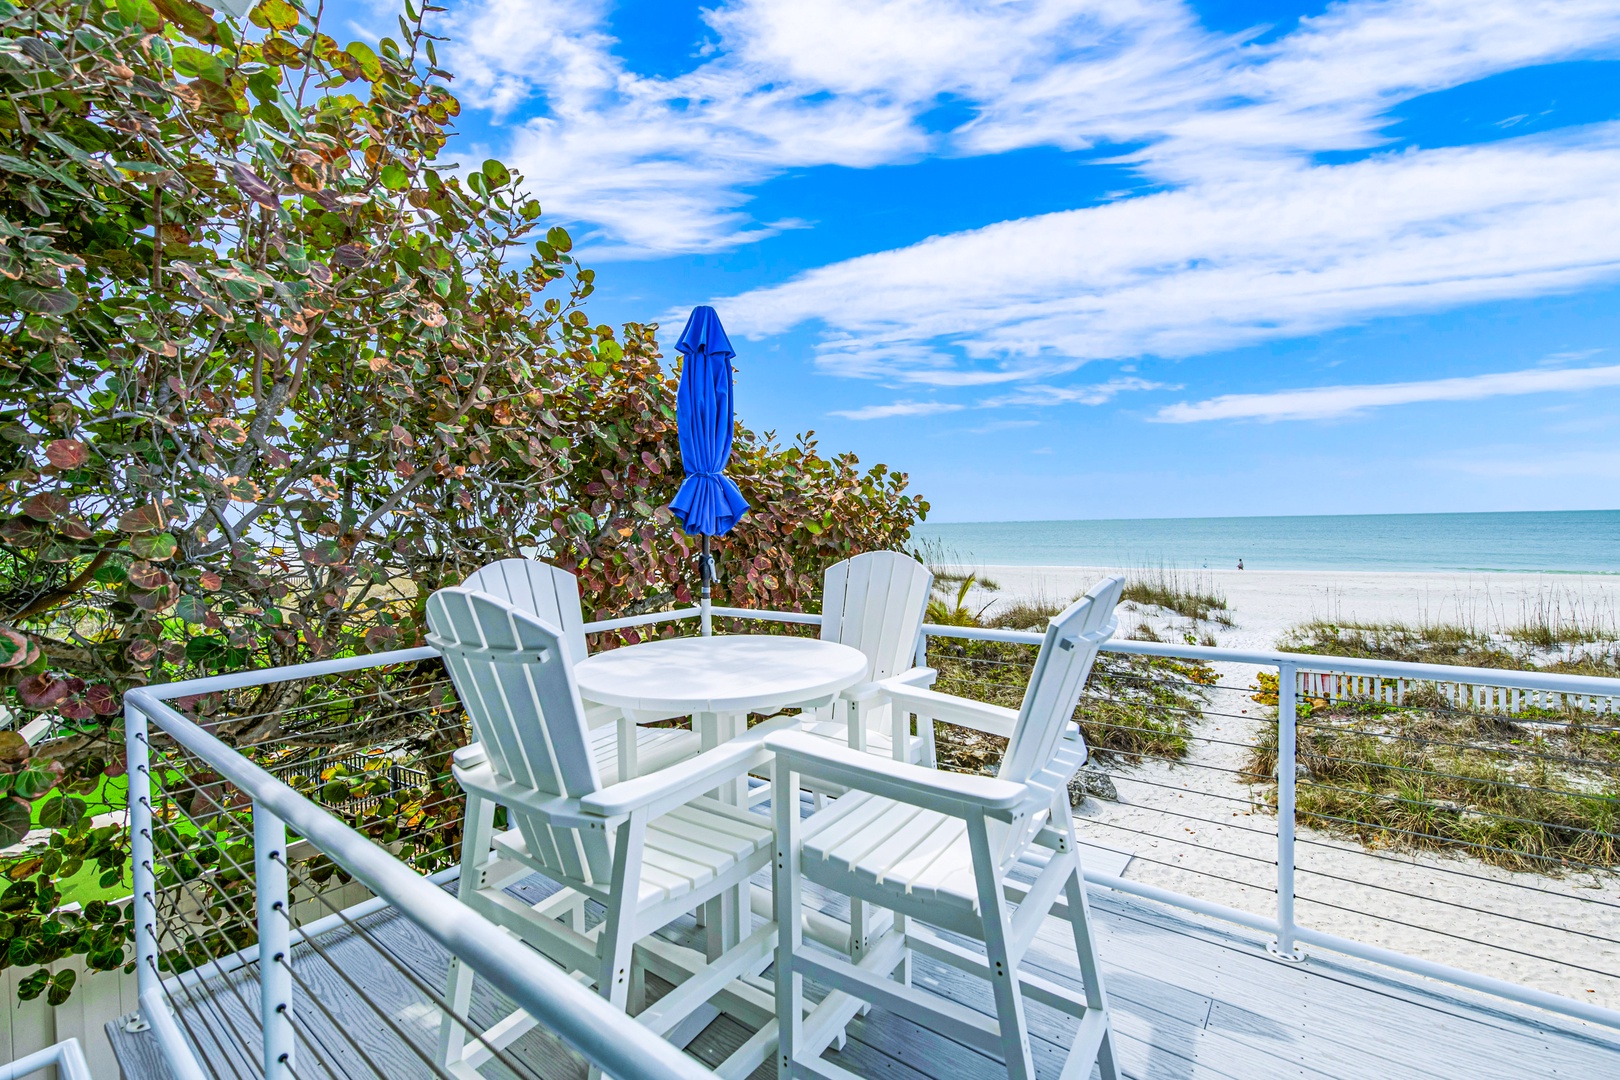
574 634 866 958
573 634 867 720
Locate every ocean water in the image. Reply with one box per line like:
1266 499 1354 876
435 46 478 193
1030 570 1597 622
912 510 1620 573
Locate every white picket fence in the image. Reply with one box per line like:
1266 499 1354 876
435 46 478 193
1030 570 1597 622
1296 669 1620 715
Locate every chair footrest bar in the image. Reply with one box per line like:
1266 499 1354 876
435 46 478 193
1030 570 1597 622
794 949 1004 1056
636 921 775 1037
905 927 1093 1019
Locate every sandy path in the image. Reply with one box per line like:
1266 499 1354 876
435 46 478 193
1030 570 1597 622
947 565 1620 1010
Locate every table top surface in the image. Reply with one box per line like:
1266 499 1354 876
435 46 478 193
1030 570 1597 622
573 634 868 714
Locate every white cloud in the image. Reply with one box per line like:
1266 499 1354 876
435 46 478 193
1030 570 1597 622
716 128 1620 381
1154 363 1620 422
983 377 1171 407
829 400 965 420
438 0 1620 256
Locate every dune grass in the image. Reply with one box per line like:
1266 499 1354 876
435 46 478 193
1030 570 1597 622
1254 615 1620 874
923 597 1213 779
1122 567 1234 627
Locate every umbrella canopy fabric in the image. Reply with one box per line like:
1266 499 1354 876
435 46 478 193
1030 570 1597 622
669 306 750 537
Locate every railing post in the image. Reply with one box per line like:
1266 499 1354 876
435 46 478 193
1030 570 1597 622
125 702 159 999
1270 661 1305 961
255 807 296 1079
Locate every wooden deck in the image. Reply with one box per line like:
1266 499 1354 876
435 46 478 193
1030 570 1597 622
107 864 1620 1080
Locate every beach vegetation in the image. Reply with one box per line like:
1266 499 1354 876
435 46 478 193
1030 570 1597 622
0 0 925 999
1122 567 1234 627
1248 617 1620 874
925 596 1213 780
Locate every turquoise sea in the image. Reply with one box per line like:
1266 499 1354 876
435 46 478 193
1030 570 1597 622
912 510 1620 574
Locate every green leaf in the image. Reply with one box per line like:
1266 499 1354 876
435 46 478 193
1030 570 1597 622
344 41 383 81
8 285 79 316
0 799 29 847
184 636 229 664
250 0 301 32
37 796 85 829
12 766 55 800
174 594 208 624
116 0 164 32
171 46 226 84
46 969 75 1007
545 226 572 253
481 159 510 187
129 532 178 561
150 0 217 41
379 162 407 190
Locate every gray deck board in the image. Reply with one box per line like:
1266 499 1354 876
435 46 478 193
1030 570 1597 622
110 875 1620 1080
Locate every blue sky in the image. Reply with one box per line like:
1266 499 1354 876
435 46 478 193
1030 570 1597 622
339 0 1620 522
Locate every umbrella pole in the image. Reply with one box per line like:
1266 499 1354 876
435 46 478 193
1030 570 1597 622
700 535 712 637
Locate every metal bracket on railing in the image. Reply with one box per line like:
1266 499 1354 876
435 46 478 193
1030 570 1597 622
120 1010 151 1033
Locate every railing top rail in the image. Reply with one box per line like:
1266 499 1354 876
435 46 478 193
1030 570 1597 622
922 622 1620 697
131 603 1620 710
124 688 714 1080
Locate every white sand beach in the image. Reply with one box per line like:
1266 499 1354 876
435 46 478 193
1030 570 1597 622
959 565 1620 652
951 565 1620 1009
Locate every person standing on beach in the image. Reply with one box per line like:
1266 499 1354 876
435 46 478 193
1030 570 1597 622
1238 559 1244 570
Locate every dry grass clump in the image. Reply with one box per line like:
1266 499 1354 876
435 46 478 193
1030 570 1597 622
1122 567 1233 627
1246 701 1620 874
924 596 1213 776
1256 615 1620 874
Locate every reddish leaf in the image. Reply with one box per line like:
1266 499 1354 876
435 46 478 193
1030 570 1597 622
118 503 167 533
331 243 370 268
126 561 171 591
58 699 94 721
22 493 66 521
85 683 118 716
230 163 280 210
197 571 222 591
15 674 68 708
126 639 159 663
44 439 88 468
0 732 27 765
59 517 94 540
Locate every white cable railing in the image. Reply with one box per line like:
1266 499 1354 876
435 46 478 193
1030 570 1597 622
123 651 715 1080
115 598 1620 1080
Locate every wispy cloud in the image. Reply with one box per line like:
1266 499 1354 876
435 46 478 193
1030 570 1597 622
719 128 1620 382
829 400 964 420
439 0 1620 257
983 377 1171 407
1154 363 1620 423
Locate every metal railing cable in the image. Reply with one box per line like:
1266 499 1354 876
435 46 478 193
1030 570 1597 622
143 741 531 1080
1290 833 1620 911
1291 863 1620 944
127 686 716 1080
266 852 547 1080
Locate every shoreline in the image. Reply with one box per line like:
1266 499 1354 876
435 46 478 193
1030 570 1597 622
945 564 1620 652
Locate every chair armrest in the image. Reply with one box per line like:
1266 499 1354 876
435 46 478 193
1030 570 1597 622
453 743 487 769
879 682 1018 737
844 667 936 703
766 729 1025 812
452 759 595 827
579 712 801 819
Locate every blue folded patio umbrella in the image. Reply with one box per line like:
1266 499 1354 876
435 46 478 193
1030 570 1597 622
669 306 749 632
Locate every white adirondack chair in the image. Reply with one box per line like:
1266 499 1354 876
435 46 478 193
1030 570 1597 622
460 558 699 782
767 576 1126 1080
798 551 936 772
426 587 785 1078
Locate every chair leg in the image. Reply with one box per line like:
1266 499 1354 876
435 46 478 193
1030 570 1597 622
774 760 805 1079
1062 817 1117 1080
967 813 1036 1080
439 792 496 1069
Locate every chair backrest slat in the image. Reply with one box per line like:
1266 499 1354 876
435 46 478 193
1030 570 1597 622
462 558 590 664
998 576 1124 787
427 587 609 884
820 551 933 682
